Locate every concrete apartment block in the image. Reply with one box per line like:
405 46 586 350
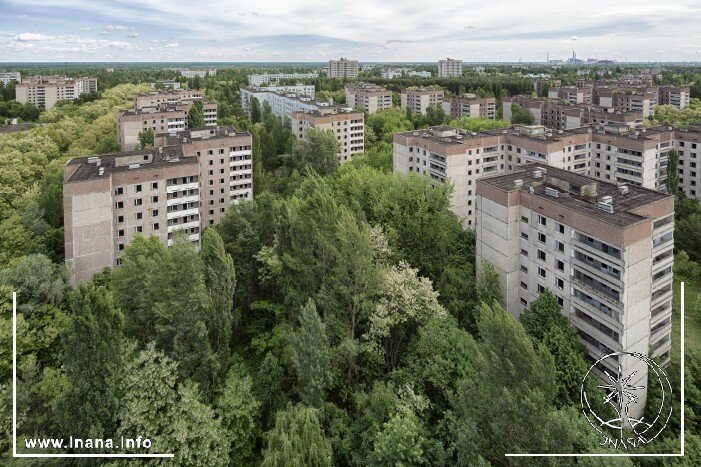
291 107 365 163
64 126 252 284
240 86 328 120
475 164 674 420
345 82 392 114
442 94 496 119
328 58 359 78
401 88 445 115
247 73 319 86
15 75 97 109
438 58 462 77
0 72 21 86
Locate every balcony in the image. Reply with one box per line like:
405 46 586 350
166 194 198 207
167 182 198 193
573 274 622 308
166 207 198 220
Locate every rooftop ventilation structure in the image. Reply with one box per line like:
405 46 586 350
534 169 543 179
514 179 523 188
619 185 629 195
600 195 613 204
545 187 559 198
529 186 535 194
128 164 140 169
98 167 105 176
597 201 614 213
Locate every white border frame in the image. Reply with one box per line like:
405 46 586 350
505 281 686 458
12 292 175 459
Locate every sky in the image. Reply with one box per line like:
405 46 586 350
1 0 701 63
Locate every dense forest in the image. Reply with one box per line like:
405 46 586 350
1 66 701 465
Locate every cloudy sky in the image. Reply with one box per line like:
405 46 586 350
1 0 700 62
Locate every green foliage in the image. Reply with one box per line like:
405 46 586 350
667 148 680 195
448 116 509 132
200 228 237 377
511 103 536 124
54 283 123 441
675 251 701 282
216 364 261 465
285 128 341 176
290 300 332 408
188 99 204 129
137 128 154 149
250 96 262 124
368 412 426 466
261 404 332 467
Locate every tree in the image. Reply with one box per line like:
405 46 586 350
54 284 123 441
365 261 446 371
510 103 536 124
261 404 332 467
287 128 341 176
216 364 261 465
368 412 426 467
290 300 332 408
250 96 262 124
188 99 204 129
137 128 154 149
200 228 236 377
667 148 680 195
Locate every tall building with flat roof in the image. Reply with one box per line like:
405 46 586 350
438 58 463 77
475 164 674 420
344 82 392 114
328 58 359 78
442 94 496 120
401 88 445 115
117 100 218 151
0 72 21 86
240 86 326 120
248 73 319 86
15 76 97 109
291 106 364 163
64 126 252 284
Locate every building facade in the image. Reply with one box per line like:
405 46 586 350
15 76 97 109
401 88 445 115
248 73 319 86
475 164 674 419
180 69 217 78
118 100 218 150
291 107 365 163
393 123 701 228
0 72 21 86
442 95 496 119
64 126 252 283
328 58 359 78
240 86 327 120
503 96 644 130
438 58 463 77
344 82 392 114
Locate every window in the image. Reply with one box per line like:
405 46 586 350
557 223 565 234
521 215 529 223
135 184 142 193
556 278 564 289
521 265 528 273
117 229 125 238
538 267 546 278
520 248 528 257
135 226 143 233
520 281 528 290
208 170 214 175
557 296 564 307
538 250 546 261
151 182 158 190
520 298 528 306
538 215 547 226
115 187 124 195
152 223 160 231
116 215 124 223
152 209 159 217
537 284 545 293
151 196 159 203
136 212 143 220
556 259 565 271
115 201 124 209
557 241 565 252
134 198 143 207
117 243 124 251
538 232 546 243
521 232 529 240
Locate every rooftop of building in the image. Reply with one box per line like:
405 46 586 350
345 82 390 92
291 105 362 117
479 163 672 228
162 125 250 145
65 145 192 184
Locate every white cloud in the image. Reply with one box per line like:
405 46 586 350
163 42 178 48
78 27 92 31
127 32 139 38
17 14 28 18
15 33 55 41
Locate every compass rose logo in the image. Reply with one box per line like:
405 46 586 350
580 351 673 448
